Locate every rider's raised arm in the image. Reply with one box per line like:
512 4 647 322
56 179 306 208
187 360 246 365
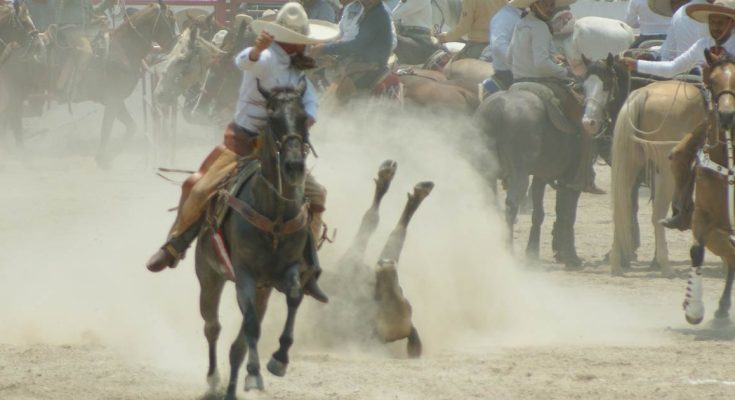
637 37 705 77
234 47 274 78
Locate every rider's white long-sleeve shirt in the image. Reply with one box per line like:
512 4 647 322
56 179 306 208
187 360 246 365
233 45 318 132
510 13 568 80
392 0 433 30
638 35 735 78
490 5 522 72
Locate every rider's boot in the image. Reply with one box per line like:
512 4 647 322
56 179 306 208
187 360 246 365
301 208 328 303
659 131 700 231
146 217 204 272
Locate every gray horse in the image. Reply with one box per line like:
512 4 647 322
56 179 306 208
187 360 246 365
194 79 316 400
327 160 431 358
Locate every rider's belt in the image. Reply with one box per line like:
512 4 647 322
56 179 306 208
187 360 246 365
397 25 432 36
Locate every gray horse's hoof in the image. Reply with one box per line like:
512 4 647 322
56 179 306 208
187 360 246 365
412 181 435 200
685 314 704 325
267 356 288 377
95 153 111 170
224 384 237 400
206 370 220 391
244 374 264 391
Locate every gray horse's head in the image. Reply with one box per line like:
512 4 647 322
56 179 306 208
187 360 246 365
257 78 310 187
154 26 224 105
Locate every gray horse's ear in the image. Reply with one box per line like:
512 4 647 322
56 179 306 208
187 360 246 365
581 53 591 67
256 79 270 100
296 77 307 97
606 53 614 68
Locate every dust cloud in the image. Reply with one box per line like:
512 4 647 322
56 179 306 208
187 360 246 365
0 99 664 380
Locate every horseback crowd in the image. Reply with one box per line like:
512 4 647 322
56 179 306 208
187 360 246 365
5 0 735 397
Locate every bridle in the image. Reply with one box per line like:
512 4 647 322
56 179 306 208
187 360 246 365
124 4 177 51
583 63 621 140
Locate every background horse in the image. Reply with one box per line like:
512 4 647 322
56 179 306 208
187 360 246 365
0 1 43 146
194 80 316 400
683 54 735 325
609 79 706 277
45 1 177 167
474 56 625 268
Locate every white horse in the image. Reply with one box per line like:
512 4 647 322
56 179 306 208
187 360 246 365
555 16 635 76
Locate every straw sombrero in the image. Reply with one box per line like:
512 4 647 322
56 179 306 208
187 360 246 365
510 0 576 9
687 0 735 23
249 2 339 45
648 0 675 17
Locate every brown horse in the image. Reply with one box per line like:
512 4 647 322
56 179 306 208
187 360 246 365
683 53 735 325
0 1 43 145
46 1 177 167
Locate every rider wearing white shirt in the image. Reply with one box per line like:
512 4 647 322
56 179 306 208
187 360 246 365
392 0 436 63
490 4 522 87
392 0 433 30
626 0 672 47
657 0 709 60
338 0 397 48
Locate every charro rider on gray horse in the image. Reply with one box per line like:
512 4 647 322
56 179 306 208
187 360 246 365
146 2 339 303
509 0 604 194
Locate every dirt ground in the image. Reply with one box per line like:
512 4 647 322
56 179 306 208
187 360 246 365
1 102 735 400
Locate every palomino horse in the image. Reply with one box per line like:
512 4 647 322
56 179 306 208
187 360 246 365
683 54 735 325
329 160 430 358
474 55 625 267
609 79 706 277
194 79 316 399
46 1 177 167
0 1 42 145
153 26 224 106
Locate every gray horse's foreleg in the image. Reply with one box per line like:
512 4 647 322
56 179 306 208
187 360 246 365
198 268 226 390
526 176 545 260
238 272 264 392
224 323 247 400
553 187 582 269
378 181 434 262
268 263 303 377
505 173 530 247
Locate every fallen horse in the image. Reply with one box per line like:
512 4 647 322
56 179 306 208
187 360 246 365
328 160 433 358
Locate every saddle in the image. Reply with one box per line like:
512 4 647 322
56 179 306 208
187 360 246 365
509 80 583 135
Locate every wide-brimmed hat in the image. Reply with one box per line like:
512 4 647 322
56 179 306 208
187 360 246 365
510 0 576 9
648 0 675 17
687 0 735 23
249 2 339 45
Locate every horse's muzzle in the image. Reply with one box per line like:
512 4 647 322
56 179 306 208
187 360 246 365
582 117 602 136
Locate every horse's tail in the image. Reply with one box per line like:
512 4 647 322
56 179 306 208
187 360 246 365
610 89 648 272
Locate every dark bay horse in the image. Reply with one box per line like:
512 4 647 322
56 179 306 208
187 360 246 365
194 79 315 399
0 1 43 145
46 1 177 167
474 54 628 267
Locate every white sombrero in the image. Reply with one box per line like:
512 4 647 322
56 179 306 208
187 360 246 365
233 13 254 27
510 0 576 9
648 0 675 17
687 0 735 23
249 2 339 45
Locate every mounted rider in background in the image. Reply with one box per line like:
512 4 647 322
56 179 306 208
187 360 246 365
311 0 393 92
488 0 521 88
619 0 735 230
392 0 438 64
147 2 338 303
509 0 604 194
436 0 505 60
54 0 116 100
651 0 708 60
